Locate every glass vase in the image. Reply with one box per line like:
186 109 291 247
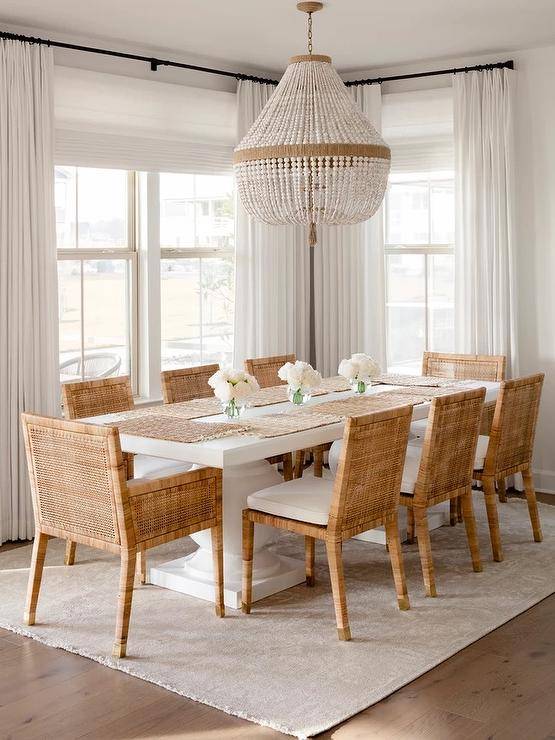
351 379 367 395
222 398 246 419
287 386 312 406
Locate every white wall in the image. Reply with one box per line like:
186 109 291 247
348 45 555 492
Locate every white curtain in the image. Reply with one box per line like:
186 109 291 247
0 41 60 542
233 80 385 375
233 80 310 366
454 69 518 375
315 84 386 376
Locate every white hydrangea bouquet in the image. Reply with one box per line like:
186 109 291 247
278 360 322 406
208 368 260 419
338 353 380 395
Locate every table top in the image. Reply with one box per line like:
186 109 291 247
86 381 500 469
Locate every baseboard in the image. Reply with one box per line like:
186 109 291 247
534 468 555 495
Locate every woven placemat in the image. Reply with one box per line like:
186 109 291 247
111 415 247 443
388 385 462 399
295 392 426 419
318 375 352 393
242 411 342 438
374 373 461 388
106 397 222 423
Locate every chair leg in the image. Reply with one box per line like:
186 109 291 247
294 450 305 479
325 539 351 640
522 467 543 542
282 452 293 482
136 550 146 585
384 518 410 610
497 478 508 503
406 507 415 544
313 448 324 478
113 548 136 659
449 497 457 526
24 532 49 625
414 507 437 597
64 540 76 566
460 489 482 573
483 478 504 562
212 523 225 618
241 512 254 614
305 536 315 586
457 496 463 523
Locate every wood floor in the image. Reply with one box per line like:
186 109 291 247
1 494 554 740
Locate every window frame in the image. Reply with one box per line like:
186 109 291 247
55 168 139 392
383 173 455 371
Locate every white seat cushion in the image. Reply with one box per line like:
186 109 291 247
133 454 193 481
407 434 490 470
247 477 335 526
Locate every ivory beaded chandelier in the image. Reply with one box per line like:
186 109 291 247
234 1 391 246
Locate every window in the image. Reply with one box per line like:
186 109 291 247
160 173 235 369
55 167 136 385
384 172 455 373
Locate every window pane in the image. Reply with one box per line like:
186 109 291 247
55 166 77 248
58 260 82 381
386 181 429 244
160 173 234 250
161 258 202 368
386 254 426 373
82 260 130 378
201 256 234 366
161 256 234 370
428 253 455 352
77 168 128 248
430 180 454 243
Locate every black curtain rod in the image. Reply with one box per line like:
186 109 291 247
0 30 513 87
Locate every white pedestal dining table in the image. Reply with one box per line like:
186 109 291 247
88 381 500 609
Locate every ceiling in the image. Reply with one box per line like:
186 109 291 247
2 0 555 74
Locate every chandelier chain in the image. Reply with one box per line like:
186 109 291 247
307 12 313 55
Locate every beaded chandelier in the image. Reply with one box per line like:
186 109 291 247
234 1 391 246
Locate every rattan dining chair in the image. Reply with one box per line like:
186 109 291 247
21 413 224 658
242 405 414 640
161 363 219 404
402 388 485 596
61 375 190 579
244 353 328 481
416 352 507 517
472 373 545 563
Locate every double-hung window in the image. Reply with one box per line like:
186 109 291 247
159 173 235 370
384 172 455 373
55 166 137 386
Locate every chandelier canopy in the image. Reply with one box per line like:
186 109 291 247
233 2 391 245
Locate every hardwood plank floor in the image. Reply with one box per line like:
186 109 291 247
1 492 554 740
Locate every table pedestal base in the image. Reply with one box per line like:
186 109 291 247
149 551 306 610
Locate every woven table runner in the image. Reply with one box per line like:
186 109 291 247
293 392 426 419
373 373 463 388
107 397 222 423
318 375 352 393
242 411 342 438
110 415 247 443
247 376 350 408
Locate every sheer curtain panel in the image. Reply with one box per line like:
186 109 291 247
314 84 386 376
454 68 518 374
0 40 60 542
233 80 310 366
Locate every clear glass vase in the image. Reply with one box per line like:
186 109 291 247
222 398 246 419
350 379 367 395
287 386 312 406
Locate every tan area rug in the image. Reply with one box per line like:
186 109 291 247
0 497 554 739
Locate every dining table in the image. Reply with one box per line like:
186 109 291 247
87 379 500 609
